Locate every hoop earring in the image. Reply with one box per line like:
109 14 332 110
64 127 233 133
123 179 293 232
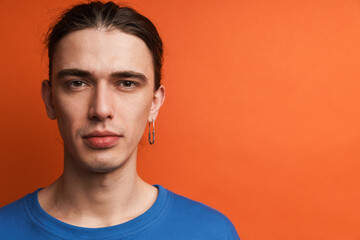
148 120 155 144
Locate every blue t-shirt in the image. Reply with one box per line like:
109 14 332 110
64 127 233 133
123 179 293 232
0 185 240 239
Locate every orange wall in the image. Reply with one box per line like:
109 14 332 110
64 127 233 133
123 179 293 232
1 0 360 239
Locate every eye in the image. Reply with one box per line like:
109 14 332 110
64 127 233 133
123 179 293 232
118 81 137 88
67 80 87 88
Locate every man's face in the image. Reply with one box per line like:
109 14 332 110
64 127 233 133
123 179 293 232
41 28 164 172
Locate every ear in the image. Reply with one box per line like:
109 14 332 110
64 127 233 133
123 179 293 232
148 85 165 122
41 80 57 120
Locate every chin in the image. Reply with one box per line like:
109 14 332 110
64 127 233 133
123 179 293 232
86 165 121 173
78 156 128 173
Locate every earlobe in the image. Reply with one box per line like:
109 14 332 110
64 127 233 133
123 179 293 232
148 85 165 122
41 80 57 120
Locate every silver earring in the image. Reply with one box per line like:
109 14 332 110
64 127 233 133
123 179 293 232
148 120 155 144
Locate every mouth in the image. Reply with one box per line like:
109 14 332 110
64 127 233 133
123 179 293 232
82 131 122 149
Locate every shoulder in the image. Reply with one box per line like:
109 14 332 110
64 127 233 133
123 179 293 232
0 197 27 238
169 190 231 222
0 196 26 219
0 192 34 232
162 186 240 239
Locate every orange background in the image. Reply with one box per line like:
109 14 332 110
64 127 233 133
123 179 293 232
1 0 360 239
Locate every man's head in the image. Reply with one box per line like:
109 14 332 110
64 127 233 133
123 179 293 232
41 1 165 173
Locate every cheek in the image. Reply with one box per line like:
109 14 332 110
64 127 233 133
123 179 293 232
120 94 153 135
53 94 88 138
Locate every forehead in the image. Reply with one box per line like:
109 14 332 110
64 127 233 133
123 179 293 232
52 28 154 81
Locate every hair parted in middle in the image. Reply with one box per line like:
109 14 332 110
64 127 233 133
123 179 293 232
45 1 163 90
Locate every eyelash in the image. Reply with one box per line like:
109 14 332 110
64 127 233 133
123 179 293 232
117 81 138 88
67 80 87 88
66 80 138 89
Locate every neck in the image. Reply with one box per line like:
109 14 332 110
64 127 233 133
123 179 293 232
38 149 158 228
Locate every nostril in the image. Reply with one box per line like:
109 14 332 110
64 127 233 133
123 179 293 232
89 108 114 120
88 90 114 121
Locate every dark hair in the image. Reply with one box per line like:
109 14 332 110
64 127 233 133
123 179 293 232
45 1 163 90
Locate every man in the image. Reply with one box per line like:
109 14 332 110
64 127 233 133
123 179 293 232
0 1 240 239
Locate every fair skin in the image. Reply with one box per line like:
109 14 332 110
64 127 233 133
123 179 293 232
39 28 165 228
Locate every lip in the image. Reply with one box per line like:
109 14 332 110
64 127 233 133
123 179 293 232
83 131 121 149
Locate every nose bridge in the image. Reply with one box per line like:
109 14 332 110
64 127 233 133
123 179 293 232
89 81 114 121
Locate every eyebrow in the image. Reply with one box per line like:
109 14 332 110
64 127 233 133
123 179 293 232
56 68 92 79
111 71 148 82
56 68 148 82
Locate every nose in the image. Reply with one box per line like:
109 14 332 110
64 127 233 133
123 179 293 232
88 83 114 121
